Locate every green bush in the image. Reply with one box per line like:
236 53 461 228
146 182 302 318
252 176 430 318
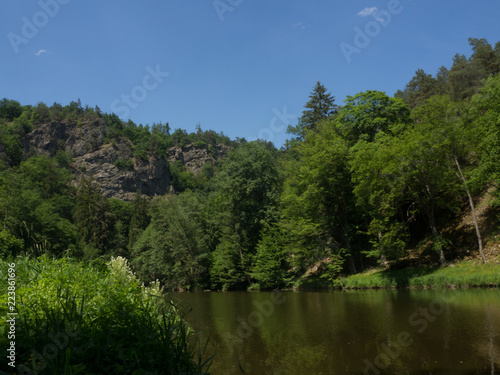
342 262 500 289
54 151 74 168
114 158 134 170
0 230 24 257
0 256 212 374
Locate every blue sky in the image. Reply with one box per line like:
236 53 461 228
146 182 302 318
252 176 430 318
1 1 499 147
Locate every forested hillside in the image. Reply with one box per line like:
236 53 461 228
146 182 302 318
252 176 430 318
1 37 499 290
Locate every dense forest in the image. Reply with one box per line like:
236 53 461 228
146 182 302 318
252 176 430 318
1 37 499 291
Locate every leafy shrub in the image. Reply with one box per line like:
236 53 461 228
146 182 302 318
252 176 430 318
54 150 74 168
12 112 33 134
114 158 134 170
0 98 23 121
0 131 23 166
0 230 23 257
0 256 212 374
193 140 206 149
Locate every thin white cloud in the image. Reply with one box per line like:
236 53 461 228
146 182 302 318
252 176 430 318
293 22 306 30
35 49 47 56
357 7 378 17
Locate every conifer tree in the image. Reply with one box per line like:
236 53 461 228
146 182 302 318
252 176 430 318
287 81 337 140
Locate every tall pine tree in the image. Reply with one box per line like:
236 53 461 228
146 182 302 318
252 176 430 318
287 81 337 141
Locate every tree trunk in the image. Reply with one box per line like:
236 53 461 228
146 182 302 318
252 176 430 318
237 239 252 286
378 230 388 267
358 252 365 272
348 255 357 274
428 205 446 266
453 155 486 264
344 230 357 274
342 209 357 274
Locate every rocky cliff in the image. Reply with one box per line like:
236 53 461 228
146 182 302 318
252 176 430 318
167 143 229 173
21 120 229 200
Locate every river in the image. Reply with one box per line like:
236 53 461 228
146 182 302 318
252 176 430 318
172 290 500 375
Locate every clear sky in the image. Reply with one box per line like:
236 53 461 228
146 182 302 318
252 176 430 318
1 1 499 147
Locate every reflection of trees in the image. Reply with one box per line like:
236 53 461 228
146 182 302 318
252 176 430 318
487 304 497 375
258 291 410 374
409 290 500 372
261 293 328 374
208 292 258 375
177 290 500 374
467 302 500 374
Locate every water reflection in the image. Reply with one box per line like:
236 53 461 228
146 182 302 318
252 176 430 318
172 289 500 374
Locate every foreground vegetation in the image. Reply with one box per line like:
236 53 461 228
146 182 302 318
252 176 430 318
0 37 499 291
0 256 211 374
341 261 500 289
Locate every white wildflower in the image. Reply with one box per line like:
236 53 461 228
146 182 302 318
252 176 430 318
107 256 137 282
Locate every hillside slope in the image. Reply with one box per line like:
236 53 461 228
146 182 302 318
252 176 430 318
16 120 229 200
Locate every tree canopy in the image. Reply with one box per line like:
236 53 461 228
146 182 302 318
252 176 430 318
1 37 499 290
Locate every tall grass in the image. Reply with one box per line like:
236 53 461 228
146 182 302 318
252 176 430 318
0 256 212 374
341 261 500 289
408 261 500 288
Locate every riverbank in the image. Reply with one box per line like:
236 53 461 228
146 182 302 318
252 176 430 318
340 260 500 289
0 256 211 374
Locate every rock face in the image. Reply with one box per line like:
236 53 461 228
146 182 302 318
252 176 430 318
167 143 230 173
22 120 229 200
74 142 170 201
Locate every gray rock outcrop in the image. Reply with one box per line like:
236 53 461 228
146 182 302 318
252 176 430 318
21 120 228 200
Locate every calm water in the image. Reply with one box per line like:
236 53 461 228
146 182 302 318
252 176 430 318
172 290 500 375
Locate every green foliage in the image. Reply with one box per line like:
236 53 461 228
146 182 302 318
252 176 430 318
0 256 212 374
288 81 337 140
133 192 211 290
318 253 345 284
53 150 74 168
0 98 23 121
217 141 282 253
210 232 247 291
397 38 500 105
73 177 114 255
0 115 27 166
342 261 500 289
12 111 34 135
169 160 197 193
128 191 151 251
206 141 283 289
335 90 410 145
31 102 51 125
472 74 500 197
19 155 72 199
409 261 500 288
281 118 368 275
251 225 288 289
0 155 77 256
114 158 134 170
0 130 23 166
0 229 23 257
395 68 448 109
172 128 189 148
108 198 133 256
0 36 498 290
352 119 461 265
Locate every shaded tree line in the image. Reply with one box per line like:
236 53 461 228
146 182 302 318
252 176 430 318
1 38 499 290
